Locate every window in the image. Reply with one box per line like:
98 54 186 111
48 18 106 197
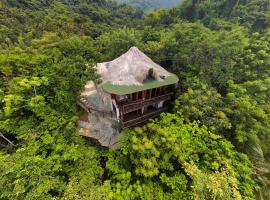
120 95 126 101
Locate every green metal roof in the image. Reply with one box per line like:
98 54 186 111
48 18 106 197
101 75 179 95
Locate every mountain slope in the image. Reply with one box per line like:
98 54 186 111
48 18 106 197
179 0 270 32
118 0 183 10
0 0 143 48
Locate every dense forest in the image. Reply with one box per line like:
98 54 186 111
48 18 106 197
0 0 270 199
117 0 183 10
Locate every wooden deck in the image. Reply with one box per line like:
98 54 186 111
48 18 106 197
121 107 167 128
121 92 173 114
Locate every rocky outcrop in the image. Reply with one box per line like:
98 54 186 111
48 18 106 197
78 81 123 148
78 113 123 148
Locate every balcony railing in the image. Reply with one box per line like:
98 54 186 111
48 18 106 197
122 107 167 128
121 92 173 114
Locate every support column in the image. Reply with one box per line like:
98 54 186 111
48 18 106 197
142 90 146 100
120 106 124 121
141 90 146 115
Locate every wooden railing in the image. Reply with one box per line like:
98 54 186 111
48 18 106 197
121 92 173 114
122 107 167 128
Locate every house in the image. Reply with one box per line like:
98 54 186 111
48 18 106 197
78 47 178 147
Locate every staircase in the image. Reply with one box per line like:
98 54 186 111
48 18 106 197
79 97 91 113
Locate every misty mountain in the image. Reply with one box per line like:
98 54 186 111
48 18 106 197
117 0 183 10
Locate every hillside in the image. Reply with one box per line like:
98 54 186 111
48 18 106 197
0 0 143 48
117 0 183 10
148 0 270 32
0 0 270 199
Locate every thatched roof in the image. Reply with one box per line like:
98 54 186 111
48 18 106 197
97 47 178 95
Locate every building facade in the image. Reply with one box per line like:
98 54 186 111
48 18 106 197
78 47 178 147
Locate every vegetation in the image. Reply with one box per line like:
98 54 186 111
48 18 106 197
0 0 269 199
106 113 256 199
117 0 183 10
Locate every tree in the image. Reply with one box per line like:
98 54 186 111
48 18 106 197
104 113 257 199
0 35 103 199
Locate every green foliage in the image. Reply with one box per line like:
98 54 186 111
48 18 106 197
140 22 249 91
0 32 103 199
179 0 270 32
184 163 242 200
62 149 109 200
1 0 269 199
236 32 270 82
175 80 231 133
95 28 143 61
104 113 257 199
0 0 143 48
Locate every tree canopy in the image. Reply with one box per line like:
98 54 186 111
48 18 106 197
0 0 269 199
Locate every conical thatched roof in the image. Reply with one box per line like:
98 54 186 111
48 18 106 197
97 47 173 85
97 47 178 95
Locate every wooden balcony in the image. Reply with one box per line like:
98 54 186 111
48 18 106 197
121 92 173 114
121 107 167 128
